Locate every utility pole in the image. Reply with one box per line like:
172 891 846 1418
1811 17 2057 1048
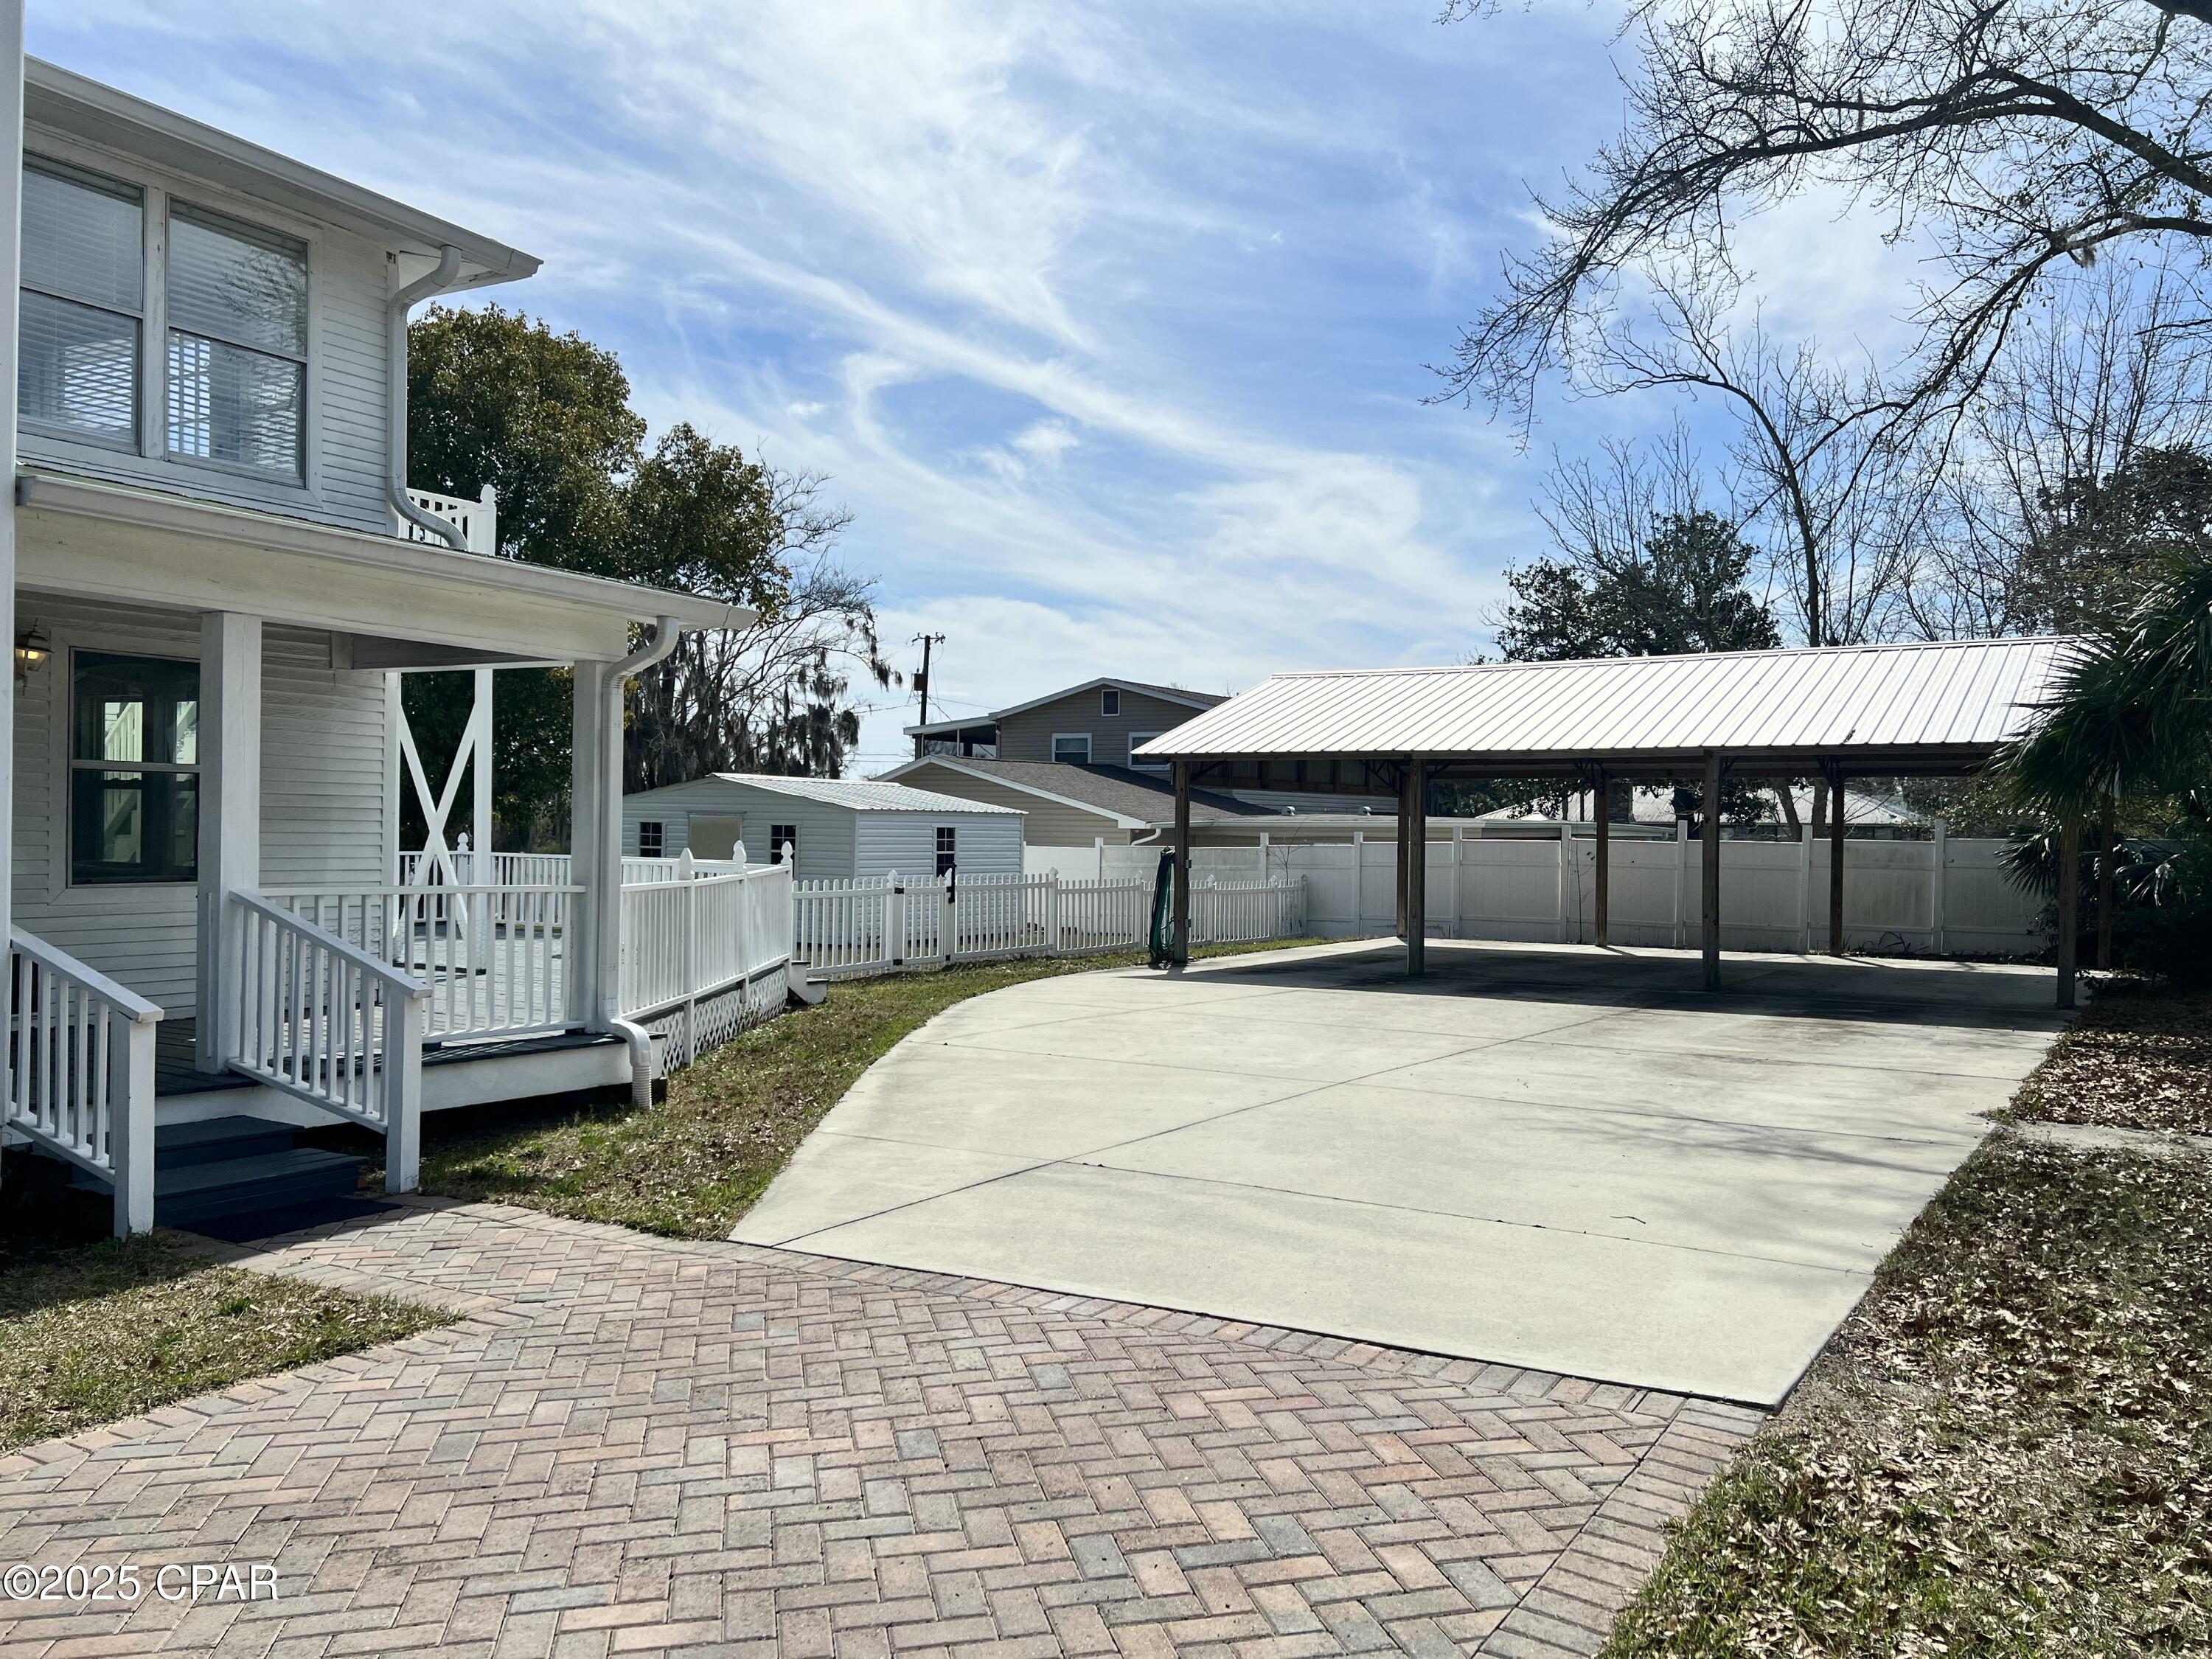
913 632 946 724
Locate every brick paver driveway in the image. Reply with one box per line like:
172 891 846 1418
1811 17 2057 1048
0 1200 1759 1658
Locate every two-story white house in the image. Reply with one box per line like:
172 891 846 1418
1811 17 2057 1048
0 55 789 1234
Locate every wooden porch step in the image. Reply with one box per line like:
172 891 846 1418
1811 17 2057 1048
69 1115 366 1228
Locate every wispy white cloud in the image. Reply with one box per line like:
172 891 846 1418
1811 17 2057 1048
33 0 1820 769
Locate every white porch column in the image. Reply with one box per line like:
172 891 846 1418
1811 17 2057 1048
568 661 624 1027
472 666 494 877
0 0 23 964
195 612 262 1069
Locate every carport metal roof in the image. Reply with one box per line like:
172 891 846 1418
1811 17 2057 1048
1134 637 2076 776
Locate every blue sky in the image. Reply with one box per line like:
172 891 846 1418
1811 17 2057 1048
35 1 1907 771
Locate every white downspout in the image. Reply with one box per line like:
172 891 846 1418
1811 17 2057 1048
388 245 468 550
600 619 685 1104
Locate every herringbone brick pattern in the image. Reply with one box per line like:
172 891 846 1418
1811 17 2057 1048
0 1201 1762 1658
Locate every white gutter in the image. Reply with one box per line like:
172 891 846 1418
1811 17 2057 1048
388 245 468 551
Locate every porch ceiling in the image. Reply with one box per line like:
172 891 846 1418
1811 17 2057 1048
18 470 748 663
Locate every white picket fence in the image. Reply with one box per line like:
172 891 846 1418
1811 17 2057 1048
1193 822 2044 956
792 870 1309 981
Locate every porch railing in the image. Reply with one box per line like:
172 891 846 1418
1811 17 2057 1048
4 929 161 1235
266 884 583 1041
400 484 498 554
620 858 794 1068
220 894 428 1192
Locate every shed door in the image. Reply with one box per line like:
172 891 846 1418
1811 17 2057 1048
688 813 742 860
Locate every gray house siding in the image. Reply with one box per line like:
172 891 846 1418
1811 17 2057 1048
995 688 1209 767
854 813 1022 880
624 777 1022 881
892 764 1138 847
20 120 397 538
14 597 388 1015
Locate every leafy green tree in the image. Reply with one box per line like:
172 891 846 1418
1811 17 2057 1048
400 307 888 846
1500 509 1781 661
2018 445 2212 636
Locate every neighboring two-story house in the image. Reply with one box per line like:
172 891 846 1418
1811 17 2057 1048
1 57 770 1234
884 675 1392 873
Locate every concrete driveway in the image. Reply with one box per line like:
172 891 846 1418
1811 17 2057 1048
733 939 2066 1404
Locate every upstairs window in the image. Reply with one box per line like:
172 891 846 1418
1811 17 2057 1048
1053 733 1092 765
636 820 664 858
935 826 957 877
769 824 798 866
72 652 198 885
1127 732 1166 771
20 159 143 446
1101 686 1119 716
166 204 307 479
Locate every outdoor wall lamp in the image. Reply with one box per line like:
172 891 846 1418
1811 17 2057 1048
14 622 49 685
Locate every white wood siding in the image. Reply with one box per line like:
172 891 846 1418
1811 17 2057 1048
852 812 1023 880
624 779 857 881
18 120 395 538
12 597 387 1014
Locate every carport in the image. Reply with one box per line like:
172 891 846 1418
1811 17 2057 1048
1138 639 2087 1004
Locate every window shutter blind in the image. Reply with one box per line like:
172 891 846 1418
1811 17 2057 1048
167 205 306 354
23 161 142 310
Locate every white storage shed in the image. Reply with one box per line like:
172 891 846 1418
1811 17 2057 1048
622 773 1026 883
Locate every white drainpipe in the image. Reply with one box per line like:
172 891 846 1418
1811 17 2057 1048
387 245 468 550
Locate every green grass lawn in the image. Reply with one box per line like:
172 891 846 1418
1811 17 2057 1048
392 938 1327 1239
0 1217 450 1457
1604 987 2212 1658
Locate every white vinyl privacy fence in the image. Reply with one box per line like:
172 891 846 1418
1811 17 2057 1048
1155 824 2041 956
792 870 1309 981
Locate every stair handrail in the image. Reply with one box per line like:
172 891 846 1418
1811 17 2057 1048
6 926 162 1235
221 891 431 1193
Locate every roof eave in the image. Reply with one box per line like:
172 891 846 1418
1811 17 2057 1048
26 58 541 285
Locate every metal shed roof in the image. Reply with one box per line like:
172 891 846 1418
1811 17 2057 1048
1133 638 2076 773
703 773 1023 815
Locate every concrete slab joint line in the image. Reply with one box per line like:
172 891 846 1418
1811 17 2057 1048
0 1198 1762 1659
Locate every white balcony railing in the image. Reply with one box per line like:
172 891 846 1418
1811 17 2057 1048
4 930 161 1234
400 485 498 554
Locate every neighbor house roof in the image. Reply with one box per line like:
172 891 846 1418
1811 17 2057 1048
1134 639 2076 775
905 677 1228 739
701 773 1023 815
883 757 1272 827
27 58 539 290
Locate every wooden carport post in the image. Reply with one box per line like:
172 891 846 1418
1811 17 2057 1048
1171 760 1192 965
1827 765 1847 956
1405 759 1427 976
2056 816 2080 1009
1701 751 1723 990
1591 767 1610 949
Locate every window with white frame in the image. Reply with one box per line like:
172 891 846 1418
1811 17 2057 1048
636 820 664 858
20 158 144 446
1101 686 1119 716
1126 732 1165 770
770 824 798 865
1053 733 1092 764
166 203 307 479
935 826 956 877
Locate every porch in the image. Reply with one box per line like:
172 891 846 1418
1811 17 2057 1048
2 481 772 1236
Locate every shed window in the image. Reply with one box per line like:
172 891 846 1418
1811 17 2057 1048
769 824 798 866
20 159 143 446
166 204 307 479
72 652 198 885
1101 686 1119 716
636 820 664 858
1053 733 1092 765
935 826 957 877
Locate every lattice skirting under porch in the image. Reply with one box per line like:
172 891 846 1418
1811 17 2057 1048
639 966 790 1074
